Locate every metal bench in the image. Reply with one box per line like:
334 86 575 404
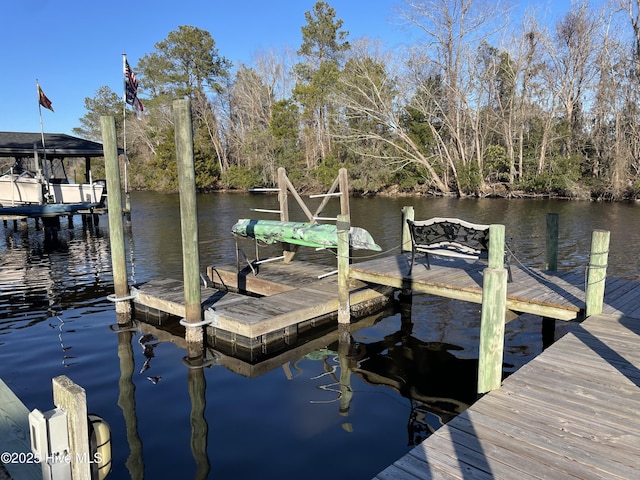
406 217 512 281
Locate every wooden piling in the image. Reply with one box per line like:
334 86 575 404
277 167 297 263
338 168 350 215
477 267 508 394
488 224 505 268
546 213 559 271
101 116 131 316
478 224 508 394
337 214 351 324
173 99 203 345
585 230 610 317
277 167 289 223
52 375 90 480
401 206 414 253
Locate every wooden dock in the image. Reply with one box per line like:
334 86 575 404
0 379 41 480
130 260 393 351
130 249 616 352
131 249 590 335
374 311 640 479
350 254 587 320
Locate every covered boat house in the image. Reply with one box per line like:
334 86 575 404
0 132 113 183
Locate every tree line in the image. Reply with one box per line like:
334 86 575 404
74 0 640 200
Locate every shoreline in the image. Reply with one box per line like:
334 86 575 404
128 185 640 203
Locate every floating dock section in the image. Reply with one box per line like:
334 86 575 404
130 260 394 358
349 254 585 320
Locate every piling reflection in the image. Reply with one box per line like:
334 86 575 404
115 320 144 480
127 297 479 461
188 367 209 480
116 318 213 479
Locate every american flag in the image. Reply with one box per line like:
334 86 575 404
124 59 138 106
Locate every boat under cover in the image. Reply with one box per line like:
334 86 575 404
231 219 382 251
0 154 105 209
0 202 100 217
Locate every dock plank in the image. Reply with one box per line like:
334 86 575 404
0 380 41 480
133 260 392 340
350 255 583 320
373 312 640 480
132 279 247 318
471 393 639 478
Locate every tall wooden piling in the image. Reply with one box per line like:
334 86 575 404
478 224 508 394
585 230 610 317
338 168 350 215
546 213 559 271
277 167 289 224
401 206 414 253
174 99 203 346
337 214 351 324
101 116 131 316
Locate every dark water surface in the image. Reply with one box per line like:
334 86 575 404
1 193 638 479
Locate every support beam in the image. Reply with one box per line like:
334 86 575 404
101 115 130 316
173 99 203 346
337 214 351 324
585 230 610 317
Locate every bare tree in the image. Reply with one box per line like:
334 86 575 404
549 2 600 158
397 0 508 194
332 42 451 193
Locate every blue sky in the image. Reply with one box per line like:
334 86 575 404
2 0 574 136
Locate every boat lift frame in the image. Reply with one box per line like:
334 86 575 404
238 167 350 269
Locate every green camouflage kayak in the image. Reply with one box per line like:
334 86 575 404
231 219 381 251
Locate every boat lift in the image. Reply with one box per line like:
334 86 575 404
238 167 351 270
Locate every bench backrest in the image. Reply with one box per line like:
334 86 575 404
407 217 491 259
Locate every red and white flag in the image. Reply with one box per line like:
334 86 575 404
37 83 54 112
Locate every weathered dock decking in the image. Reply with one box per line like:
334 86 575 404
350 254 587 320
130 249 605 349
374 311 640 479
0 379 40 480
130 260 393 341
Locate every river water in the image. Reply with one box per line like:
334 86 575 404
1 192 638 479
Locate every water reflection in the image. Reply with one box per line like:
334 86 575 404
2 193 638 479
124 295 481 465
116 325 144 480
1 216 112 332
115 316 211 480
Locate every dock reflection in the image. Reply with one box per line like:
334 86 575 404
114 299 479 478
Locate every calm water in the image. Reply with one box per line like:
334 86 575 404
1 193 638 479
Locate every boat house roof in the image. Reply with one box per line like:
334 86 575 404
0 132 115 158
